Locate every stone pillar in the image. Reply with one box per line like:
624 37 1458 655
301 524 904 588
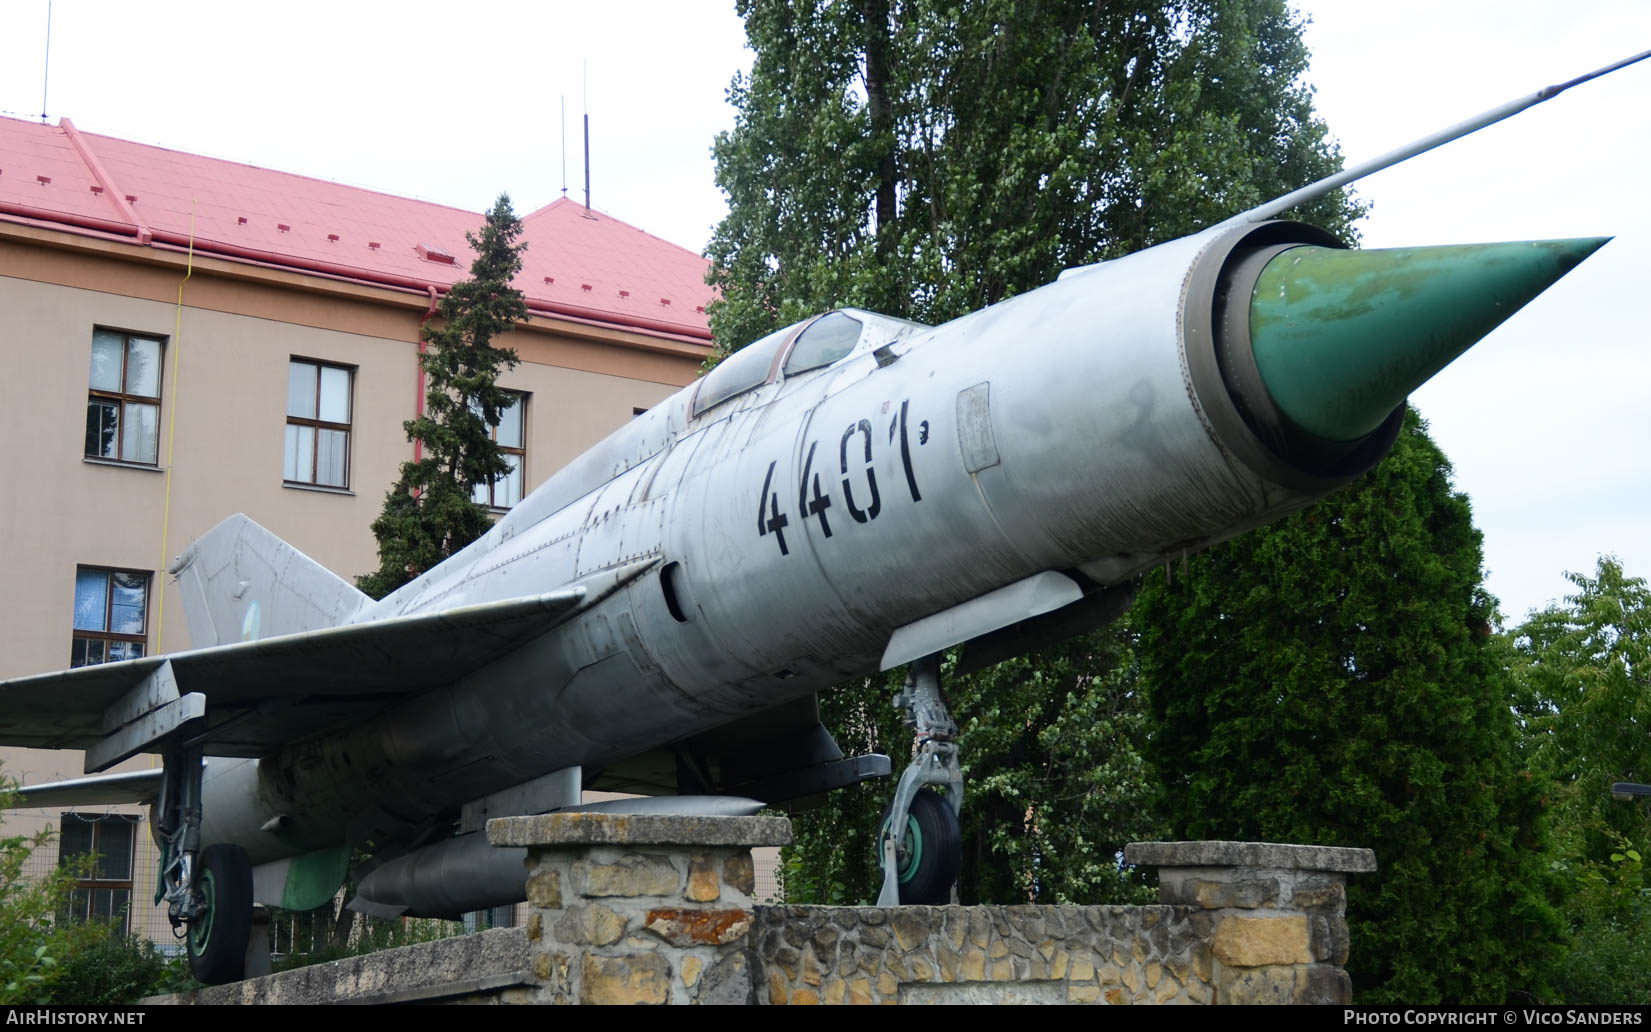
486 812 792 1005
1123 841 1375 1005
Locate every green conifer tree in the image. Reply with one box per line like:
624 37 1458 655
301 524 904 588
358 195 527 599
1134 413 1563 1003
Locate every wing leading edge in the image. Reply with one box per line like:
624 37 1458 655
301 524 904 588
7 768 166 808
0 580 615 766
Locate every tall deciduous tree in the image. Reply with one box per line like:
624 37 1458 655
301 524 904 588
707 0 1361 352
1134 413 1563 1003
1511 559 1651 1004
359 196 527 599
1514 558 1651 864
716 0 1360 904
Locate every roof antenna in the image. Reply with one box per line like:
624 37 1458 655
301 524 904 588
583 59 591 211
560 95 568 198
40 0 52 124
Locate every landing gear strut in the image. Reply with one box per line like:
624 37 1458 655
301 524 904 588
156 747 252 984
876 655 964 906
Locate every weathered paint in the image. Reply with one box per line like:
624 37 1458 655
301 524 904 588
1249 238 1609 441
279 844 352 911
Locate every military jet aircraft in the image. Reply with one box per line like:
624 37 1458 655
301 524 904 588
2 50 1644 984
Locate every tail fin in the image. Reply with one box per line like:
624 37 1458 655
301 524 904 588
168 514 369 649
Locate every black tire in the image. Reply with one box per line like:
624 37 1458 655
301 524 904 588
186 844 253 985
886 790 961 905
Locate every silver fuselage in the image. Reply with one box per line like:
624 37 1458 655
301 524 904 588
202 220 1381 861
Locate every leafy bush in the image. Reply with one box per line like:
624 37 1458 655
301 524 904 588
0 770 104 1003
1550 839 1651 1004
272 910 462 973
44 934 180 1004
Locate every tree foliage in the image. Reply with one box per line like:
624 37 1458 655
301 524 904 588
785 626 1162 905
1513 558 1651 866
1134 413 1562 1003
708 0 1361 352
0 770 104 1004
359 195 527 599
44 935 185 1005
1510 559 1651 1004
717 0 1360 907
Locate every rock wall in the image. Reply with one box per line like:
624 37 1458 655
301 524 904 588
151 821 1373 1006
752 904 1212 1005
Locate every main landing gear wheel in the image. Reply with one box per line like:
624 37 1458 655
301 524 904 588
186 844 253 985
885 790 961 905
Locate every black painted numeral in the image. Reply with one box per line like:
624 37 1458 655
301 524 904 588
798 441 833 538
840 419 882 523
757 460 790 555
898 400 922 502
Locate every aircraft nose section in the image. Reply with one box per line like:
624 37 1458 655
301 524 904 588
1247 236 1611 442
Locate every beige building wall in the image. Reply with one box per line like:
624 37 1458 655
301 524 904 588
0 228 703 941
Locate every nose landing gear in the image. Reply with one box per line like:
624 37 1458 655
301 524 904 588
876 655 964 906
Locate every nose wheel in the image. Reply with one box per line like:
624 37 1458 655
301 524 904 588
880 789 962 904
876 655 964 906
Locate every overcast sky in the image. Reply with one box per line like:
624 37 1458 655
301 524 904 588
2 1 1645 625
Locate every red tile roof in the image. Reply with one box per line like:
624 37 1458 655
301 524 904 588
0 116 713 343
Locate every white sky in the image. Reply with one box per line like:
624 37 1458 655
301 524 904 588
1 1 1645 625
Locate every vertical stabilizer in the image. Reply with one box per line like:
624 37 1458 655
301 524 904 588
168 514 369 649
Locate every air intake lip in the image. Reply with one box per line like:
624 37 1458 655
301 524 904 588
1181 221 1401 493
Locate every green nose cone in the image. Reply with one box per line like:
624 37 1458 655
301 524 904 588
1249 237 1610 442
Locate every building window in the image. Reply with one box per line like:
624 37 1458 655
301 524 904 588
85 330 162 465
472 393 525 509
71 568 149 667
285 359 352 488
59 813 139 933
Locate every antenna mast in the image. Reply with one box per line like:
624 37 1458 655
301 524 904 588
40 0 52 123
560 95 568 198
591 57 597 209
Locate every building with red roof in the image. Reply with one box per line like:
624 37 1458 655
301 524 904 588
0 114 719 941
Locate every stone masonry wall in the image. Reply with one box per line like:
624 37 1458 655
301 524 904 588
752 903 1213 1005
151 824 1372 1006
495 812 792 1004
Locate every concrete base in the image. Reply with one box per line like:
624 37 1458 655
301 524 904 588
146 927 534 1006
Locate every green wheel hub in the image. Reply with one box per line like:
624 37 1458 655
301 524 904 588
189 868 217 955
896 815 923 883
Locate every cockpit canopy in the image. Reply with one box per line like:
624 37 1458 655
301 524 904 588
691 309 926 419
